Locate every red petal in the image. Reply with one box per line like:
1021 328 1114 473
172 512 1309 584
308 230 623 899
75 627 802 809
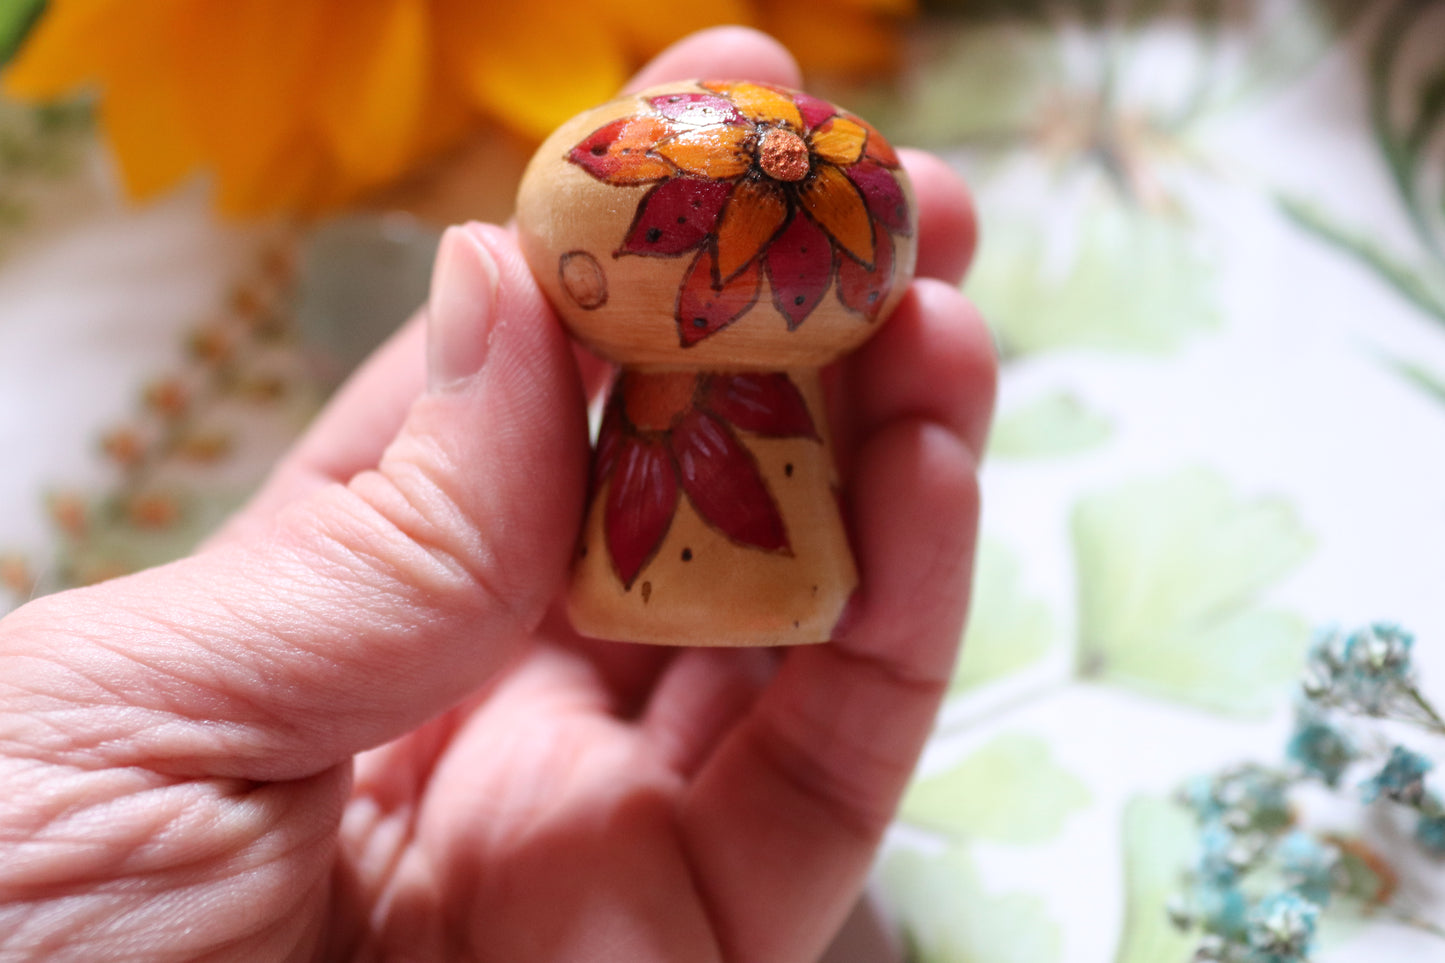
569 116 676 184
592 387 625 496
620 177 732 257
794 91 838 132
848 160 911 235
765 212 835 329
702 373 818 439
672 410 789 553
649 92 745 127
605 435 679 589
838 221 895 321
676 248 761 346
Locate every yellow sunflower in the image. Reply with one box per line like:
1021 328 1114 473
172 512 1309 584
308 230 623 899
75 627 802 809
2 0 913 217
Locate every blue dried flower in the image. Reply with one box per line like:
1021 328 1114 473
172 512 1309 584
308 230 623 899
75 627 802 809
1416 796 1445 855
1181 773 1226 823
1286 707 1355 787
1198 822 1245 884
1246 891 1319 960
1361 745 1433 806
1342 623 1415 712
1275 830 1339 905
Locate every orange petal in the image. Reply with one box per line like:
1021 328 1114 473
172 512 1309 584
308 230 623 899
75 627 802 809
605 0 755 56
858 117 901 167
570 115 677 184
311 0 431 189
761 1 906 74
94 51 203 200
797 163 874 267
715 176 789 282
725 82 803 132
166 0 332 206
809 116 866 167
436 0 625 141
655 125 753 179
1 0 134 97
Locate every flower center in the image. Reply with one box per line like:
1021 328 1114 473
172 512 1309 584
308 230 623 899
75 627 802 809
757 128 810 182
622 371 698 431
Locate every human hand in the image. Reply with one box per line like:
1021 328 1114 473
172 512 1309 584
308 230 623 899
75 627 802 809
0 28 994 963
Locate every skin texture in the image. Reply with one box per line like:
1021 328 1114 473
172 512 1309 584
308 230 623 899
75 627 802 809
0 28 995 963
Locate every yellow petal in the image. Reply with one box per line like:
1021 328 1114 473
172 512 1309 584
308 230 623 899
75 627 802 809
761 0 905 74
437 0 626 141
95 52 203 199
602 0 755 57
168 0 331 203
312 0 430 188
726 82 803 132
796 163 874 266
809 117 866 167
1 0 135 97
655 125 752 179
715 177 789 281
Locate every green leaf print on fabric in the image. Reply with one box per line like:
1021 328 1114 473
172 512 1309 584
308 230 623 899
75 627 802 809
969 202 1219 359
902 732 1090 843
952 539 1056 693
1112 797 1197 963
1278 2 1445 327
881 843 1062 963
1073 469 1313 715
887 23 1060 148
989 390 1113 459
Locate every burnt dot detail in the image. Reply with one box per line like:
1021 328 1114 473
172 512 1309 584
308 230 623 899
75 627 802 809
784 463 794 477
693 316 707 328
794 295 806 306
793 621 800 629
646 227 663 243
812 584 819 595
641 581 652 603
681 548 693 561
677 216 687 224
590 144 605 156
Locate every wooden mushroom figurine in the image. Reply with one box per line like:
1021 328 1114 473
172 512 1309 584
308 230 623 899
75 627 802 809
515 80 917 646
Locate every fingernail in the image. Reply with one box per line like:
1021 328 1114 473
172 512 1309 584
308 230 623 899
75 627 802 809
427 224 500 392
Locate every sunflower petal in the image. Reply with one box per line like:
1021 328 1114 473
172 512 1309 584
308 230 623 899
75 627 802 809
1 0 131 97
620 177 731 257
725 81 803 132
838 221 895 321
703 374 818 439
649 91 744 127
715 176 789 282
570 115 677 184
655 124 753 179
605 435 679 590
766 213 835 329
672 410 789 553
797 163 875 267
809 117 866 167
676 249 761 346
438 0 625 140
848 159 911 234
312 0 431 188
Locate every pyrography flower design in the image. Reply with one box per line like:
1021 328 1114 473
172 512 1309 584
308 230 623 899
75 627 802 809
569 81 912 345
593 370 818 588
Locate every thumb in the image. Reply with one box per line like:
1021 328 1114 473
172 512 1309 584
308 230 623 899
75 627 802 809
0 223 589 781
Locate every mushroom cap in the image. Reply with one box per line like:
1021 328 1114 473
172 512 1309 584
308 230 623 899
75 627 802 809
515 80 917 370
